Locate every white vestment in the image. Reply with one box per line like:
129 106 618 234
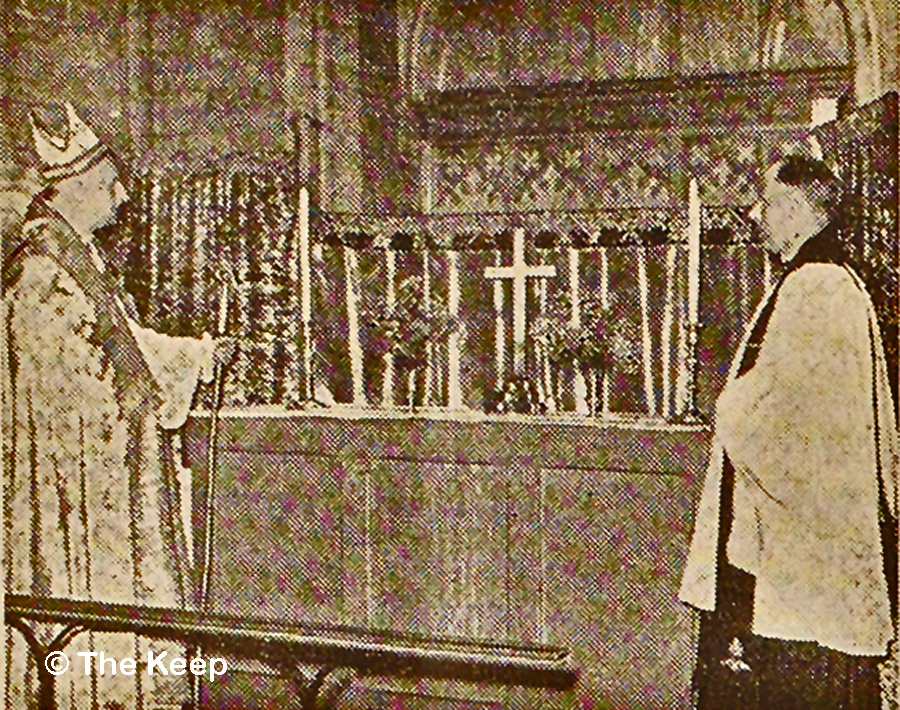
680 262 899 656
4 206 214 709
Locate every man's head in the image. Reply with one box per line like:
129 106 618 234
51 156 129 232
30 103 129 233
749 155 841 261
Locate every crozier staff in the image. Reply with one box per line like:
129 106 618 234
680 154 899 710
3 102 233 710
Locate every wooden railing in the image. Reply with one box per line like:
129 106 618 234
6 594 578 710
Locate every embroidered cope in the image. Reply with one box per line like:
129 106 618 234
3 207 213 709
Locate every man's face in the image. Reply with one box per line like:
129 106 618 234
749 163 803 258
60 157 129 232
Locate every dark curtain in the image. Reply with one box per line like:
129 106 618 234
816 92 899 413
121 167 304 409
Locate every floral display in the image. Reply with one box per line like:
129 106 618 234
367 274 457 373
531 292 640 375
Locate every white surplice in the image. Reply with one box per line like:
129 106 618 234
680 262 899 656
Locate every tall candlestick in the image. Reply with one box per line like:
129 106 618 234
383 249 396 407
493 251 506 382
447 250 461 409
686 177 702 417
217 276 229 336
674 264 689 417
637 246 656 417
512 229 529 373
344 246 365 406
688 178 700 329
149 171 161 306
298 187 312 399
299 188 311 321
238 177 251 405
599 245 610 417
538 276 553 413
660 245 676 419
193 178 209 311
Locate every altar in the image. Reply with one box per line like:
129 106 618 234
182 410 710 709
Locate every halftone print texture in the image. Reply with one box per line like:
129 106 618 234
2 1 897 709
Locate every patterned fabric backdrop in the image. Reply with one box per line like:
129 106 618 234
434 132 682 213
431 126 813 215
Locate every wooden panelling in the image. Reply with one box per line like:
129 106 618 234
184 414 709 708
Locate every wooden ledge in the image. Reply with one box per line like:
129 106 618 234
183 408 711 476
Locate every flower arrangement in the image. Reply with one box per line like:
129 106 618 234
530 293 639 374
367 275 457 372
527 290 642 416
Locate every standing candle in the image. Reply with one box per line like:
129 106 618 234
149 171 161 306
217 274 229 336
567 245 581 414
636 245 656 417
686 177 701 416
383 249 396 407
344 246 365 406
598 245 609 417
299 188 311 321
447 250 461 409
538 274 553 413
238 176 250 404
493 251 506 382
298 187 312 398
193 178 209 312
688 178 701 327
660 245 676 418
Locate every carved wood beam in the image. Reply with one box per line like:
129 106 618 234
414 66 853 142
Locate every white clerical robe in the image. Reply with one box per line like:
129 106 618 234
680 262 899 656
3 206 214 709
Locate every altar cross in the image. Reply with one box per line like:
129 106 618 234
484 228 556 374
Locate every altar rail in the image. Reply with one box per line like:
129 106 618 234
121 174 765 420
6 593 577 710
